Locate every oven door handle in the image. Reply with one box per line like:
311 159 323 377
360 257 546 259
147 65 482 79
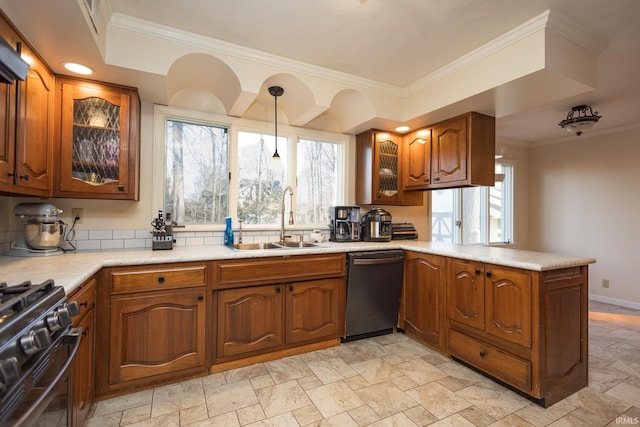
13 327 82 427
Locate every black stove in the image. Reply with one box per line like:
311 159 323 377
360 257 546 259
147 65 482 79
0 280 81 426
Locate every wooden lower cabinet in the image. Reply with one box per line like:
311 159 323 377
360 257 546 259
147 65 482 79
217 285 284 358
109 289 207 384
95 263 210 398
401 251 446 350
446 259 588 407
214 254 346 363
216 278 344 360
68 276 96 427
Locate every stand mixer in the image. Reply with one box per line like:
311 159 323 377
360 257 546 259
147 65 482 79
8 203 65 256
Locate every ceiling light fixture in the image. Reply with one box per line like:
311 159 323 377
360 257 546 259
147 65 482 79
269 85 284 160
559 105 602 136
395 125 410 132
64 62 93 75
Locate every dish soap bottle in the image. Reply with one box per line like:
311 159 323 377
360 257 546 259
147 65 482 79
224 217 234 246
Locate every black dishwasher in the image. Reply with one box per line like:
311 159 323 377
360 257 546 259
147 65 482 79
343 250 405 342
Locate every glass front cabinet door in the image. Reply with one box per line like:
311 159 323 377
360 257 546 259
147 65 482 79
56 77 140 200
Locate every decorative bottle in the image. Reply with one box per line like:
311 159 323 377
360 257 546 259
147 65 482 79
224 217 234 246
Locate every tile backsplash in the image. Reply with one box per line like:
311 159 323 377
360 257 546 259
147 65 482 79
1 228 326 254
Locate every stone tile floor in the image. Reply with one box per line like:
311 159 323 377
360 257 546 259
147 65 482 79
86 301 640 426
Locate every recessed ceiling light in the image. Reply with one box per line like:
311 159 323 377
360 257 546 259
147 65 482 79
395 126 410 132
64 62 93 75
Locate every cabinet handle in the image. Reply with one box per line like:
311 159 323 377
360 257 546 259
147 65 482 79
7 172 15 177
479 350 487 357
19 174 29 181
475 269 481 275
197 295 204 301
433 176 440 182
82 327 89 338
79 301 88 308
486 272 493 278
118 185 125 191
275 286 281 293
158 276 165 283
289 285 294 292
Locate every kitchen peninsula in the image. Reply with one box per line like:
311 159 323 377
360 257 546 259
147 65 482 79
0 241 595 408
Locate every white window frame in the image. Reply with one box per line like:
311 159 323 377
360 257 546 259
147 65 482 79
431 160 515 245
152 105 350 232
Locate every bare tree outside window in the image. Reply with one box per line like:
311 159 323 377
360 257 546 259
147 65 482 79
165 119 228 224
237 131 287 224
297 139 337 224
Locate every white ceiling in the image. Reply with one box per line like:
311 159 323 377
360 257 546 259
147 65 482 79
2 0 640 143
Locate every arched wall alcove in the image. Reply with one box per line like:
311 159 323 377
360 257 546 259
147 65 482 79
166 53 242 114
329 89 377 132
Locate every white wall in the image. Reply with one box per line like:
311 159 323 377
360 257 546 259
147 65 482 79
528 127 640 307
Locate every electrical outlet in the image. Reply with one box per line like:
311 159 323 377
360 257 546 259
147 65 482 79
72 208 84 224
602 279 610 288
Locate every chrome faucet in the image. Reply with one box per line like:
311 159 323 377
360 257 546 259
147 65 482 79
280 186 294 244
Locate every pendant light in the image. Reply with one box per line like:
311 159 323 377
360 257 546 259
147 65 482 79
268 85 284 160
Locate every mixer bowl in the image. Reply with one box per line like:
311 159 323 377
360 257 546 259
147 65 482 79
23 223 62 249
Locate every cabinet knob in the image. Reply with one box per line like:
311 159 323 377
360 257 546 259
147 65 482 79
275 286 281 293
79 301 88 308
479 350 487 357
433 176 440 182
289 285 294 292
486 272 493 278
197 295 204 301
424 178 430 183
158 276 165 283
475 269 481 275
118 185 125 191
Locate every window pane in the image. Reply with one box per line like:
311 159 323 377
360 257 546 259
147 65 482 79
461 187 483 244
432 189 455 243
297 139 338 224
237 131 288 225
489 162 514 244
165 119 228 224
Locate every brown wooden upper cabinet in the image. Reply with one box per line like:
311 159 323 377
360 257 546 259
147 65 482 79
0 14 54 197
54 76 140 200
403 112 495 191
355 129 422 206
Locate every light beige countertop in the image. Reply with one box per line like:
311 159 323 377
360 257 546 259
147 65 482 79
0 241 596 294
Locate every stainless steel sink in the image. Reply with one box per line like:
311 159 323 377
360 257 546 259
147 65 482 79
277 241 320 248
229 241 321 250
230 242 282 250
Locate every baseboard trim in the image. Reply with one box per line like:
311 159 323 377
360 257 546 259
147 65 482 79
589 294 640 310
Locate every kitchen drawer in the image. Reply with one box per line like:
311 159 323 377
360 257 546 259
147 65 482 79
110 263 207 294
69 276 96 323
448 328 531 391
215 253 345 288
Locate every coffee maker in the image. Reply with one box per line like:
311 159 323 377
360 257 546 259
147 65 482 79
360 207 393 241
329 206 361 242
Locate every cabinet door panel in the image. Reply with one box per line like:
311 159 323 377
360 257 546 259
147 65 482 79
484 267 532 348
432 116 467 184
72 308 94 427
286 278 342 344
0 82 16 187
110 289 206 383
15 60 53 192
404 131 431 189
448 260 484 330
217 286 283 358
403 252 445 349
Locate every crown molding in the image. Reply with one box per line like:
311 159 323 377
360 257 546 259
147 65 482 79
108 12 404 97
